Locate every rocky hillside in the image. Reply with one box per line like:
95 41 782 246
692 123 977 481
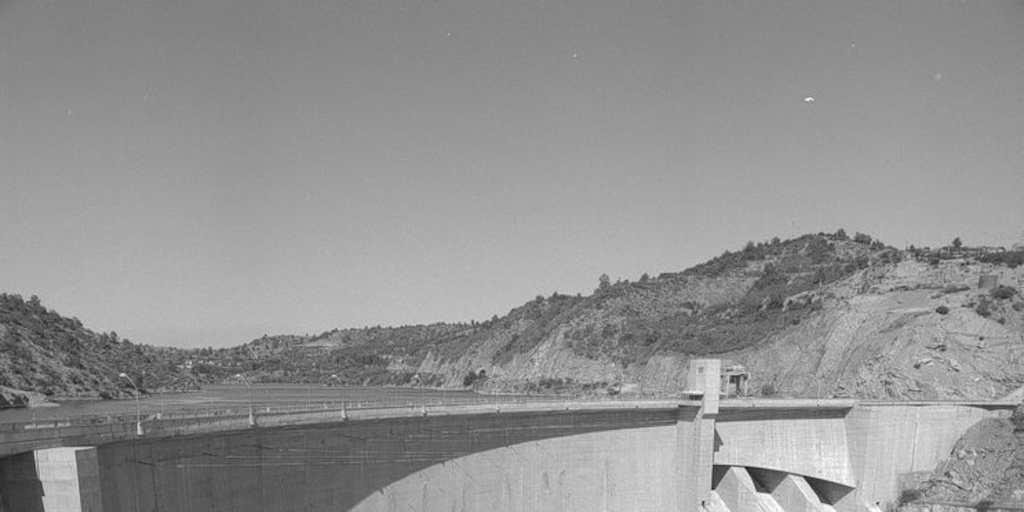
6 232 1020 403
897 410 1024 511
219 232 1024 400
0 294 196 403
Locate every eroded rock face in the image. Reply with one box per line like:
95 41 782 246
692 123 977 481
419 256 1024 401
898 414 1024 511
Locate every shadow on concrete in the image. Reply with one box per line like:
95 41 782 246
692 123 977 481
97 408 688 512
0 451 45 512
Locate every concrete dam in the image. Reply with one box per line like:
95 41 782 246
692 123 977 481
0 360 1015 512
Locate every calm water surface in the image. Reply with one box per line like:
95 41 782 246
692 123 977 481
0 385 509 424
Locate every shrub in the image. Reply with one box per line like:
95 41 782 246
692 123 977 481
895 488 922 508
990 285 1018 300
760 382 778 397
978 250 1024 268
942 285 970 294
976 299 992 318
462 371 478 387
1013 403 1024 432
935 306 950 315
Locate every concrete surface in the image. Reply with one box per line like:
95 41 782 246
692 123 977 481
0 447 101 512
94 407 702 512
704 490 733 512
754 471 829 512
715 408 855 486
714 466 786 512
843 403 997 507
349 422 681 511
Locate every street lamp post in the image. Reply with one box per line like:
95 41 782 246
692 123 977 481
118 373 143 436
235 374 255 427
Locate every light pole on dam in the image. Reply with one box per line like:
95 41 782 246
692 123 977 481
118 372 143 436
235 373 256 427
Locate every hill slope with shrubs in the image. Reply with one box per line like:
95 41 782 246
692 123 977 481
213 232 1024 400
9 232 1020 403
0 294 196 404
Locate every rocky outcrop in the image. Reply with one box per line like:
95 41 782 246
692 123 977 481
421 255 1024 400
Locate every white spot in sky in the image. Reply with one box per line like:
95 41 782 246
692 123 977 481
804 97 815 103
67 110 72 116
445 32 451 39
934 73 942 81
572 51 581 59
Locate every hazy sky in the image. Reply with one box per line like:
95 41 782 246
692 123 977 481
2 0 1023 348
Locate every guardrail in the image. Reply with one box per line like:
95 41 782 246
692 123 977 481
5 394 1015 434
0 393 685 434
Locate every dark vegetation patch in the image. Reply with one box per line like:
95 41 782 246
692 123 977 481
975 298 993 318
491 293 585 365
0 293 194 397
978 250 1024 269
990 285 1018 301
564 232 890 363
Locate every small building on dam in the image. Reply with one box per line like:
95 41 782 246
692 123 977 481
0 359 1015 512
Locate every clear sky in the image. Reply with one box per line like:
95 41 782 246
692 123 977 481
2 0 1023 348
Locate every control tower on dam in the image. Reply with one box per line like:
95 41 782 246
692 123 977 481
0 359 1016 512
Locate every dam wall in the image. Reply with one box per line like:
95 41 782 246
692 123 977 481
0 389 1014 511
89 407 709 512
0 401 1010 512
82 401 1003 512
